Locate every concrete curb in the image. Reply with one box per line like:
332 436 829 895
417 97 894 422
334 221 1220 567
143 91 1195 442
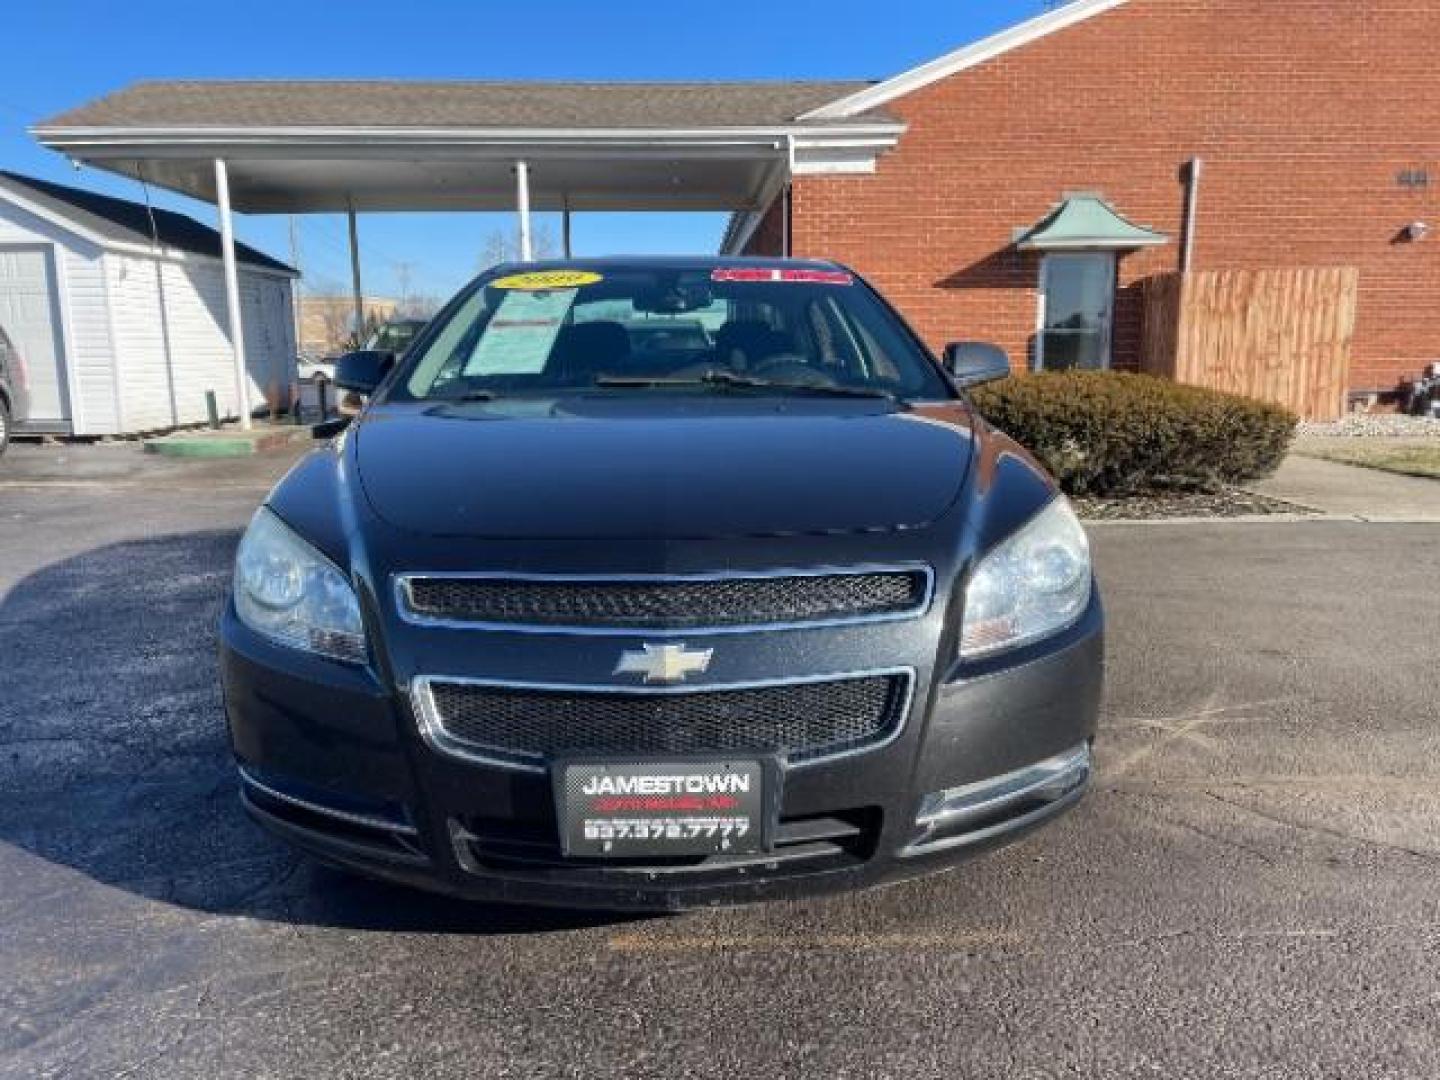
142 426 312 458
1236 486 1327 516
1085 513 1440 526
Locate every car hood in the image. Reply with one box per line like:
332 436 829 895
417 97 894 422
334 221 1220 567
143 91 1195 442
353 398 975 540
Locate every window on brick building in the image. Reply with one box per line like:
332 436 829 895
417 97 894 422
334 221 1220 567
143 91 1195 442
1036 253 1115 371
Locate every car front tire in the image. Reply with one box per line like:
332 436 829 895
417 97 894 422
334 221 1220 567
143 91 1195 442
0 396 10 457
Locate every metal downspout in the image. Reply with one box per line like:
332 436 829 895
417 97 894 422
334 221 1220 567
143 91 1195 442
1181 157 1202 273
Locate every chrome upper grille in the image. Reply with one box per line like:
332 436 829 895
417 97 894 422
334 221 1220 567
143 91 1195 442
397 568 932 633
413 671 914 772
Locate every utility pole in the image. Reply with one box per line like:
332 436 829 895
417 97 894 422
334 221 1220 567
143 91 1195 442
393 260 415 314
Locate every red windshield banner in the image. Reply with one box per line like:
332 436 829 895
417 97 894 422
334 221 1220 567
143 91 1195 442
711 268 854 285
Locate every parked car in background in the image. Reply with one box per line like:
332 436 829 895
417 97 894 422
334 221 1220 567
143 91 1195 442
298 319 429 389
222 257 1101 910
0 325 30 456
364 318 427 358
295 351 335 386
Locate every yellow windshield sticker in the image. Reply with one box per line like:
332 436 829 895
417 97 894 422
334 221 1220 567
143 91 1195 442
491 270 604 291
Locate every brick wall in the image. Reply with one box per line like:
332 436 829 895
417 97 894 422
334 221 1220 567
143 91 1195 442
785 0 1439 394
740 194 787 258
298 296 397 356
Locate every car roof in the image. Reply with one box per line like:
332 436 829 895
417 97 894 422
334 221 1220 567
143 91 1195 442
488 255 850 274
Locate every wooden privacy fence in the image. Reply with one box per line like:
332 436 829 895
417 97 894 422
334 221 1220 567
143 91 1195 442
1140 267 1359 420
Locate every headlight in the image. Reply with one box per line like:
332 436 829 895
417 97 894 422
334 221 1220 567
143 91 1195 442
233 507 367 663
959 497 1092 660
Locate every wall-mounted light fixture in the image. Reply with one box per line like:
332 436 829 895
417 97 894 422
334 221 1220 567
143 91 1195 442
1404 221 1430 242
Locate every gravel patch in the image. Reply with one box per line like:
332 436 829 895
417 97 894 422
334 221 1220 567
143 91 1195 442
1075 488 1309 520
1298 414 1440 438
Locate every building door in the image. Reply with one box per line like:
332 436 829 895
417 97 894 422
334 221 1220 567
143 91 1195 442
1037 253 1115 370
263 280 292 371
0 245 70 424
259 279 295 404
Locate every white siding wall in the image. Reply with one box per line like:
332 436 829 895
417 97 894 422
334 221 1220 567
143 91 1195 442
107 252 294 431
0 198 118 434
61 247 119 433
1 191 294 435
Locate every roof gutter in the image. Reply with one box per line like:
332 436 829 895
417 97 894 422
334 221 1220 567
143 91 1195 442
1181 157 1202 273
31 122 906 149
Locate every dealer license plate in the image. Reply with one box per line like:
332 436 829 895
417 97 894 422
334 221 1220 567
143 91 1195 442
558 760 766 859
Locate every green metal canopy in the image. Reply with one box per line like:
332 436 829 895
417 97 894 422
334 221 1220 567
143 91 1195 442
1016 194 1169 251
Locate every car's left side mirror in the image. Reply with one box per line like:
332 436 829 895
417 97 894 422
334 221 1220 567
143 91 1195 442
334 349 396 395
943 341 1011 389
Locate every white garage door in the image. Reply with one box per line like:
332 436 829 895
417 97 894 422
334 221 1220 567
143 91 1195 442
0 245 69 423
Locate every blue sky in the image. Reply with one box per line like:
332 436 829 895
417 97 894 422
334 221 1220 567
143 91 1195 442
0 0 1049 304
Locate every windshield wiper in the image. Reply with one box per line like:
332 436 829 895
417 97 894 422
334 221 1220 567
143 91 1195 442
594 370 896 400
447 389 500 402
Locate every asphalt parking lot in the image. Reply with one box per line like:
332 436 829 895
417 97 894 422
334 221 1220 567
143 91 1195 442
1 444 1437 1079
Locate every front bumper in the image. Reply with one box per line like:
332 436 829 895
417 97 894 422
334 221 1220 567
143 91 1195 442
220 601 1102 911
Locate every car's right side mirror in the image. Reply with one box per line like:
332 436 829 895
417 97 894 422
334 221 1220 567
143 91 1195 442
943 341 1011 389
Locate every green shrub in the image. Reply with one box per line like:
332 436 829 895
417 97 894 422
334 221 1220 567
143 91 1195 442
970 372 1297 497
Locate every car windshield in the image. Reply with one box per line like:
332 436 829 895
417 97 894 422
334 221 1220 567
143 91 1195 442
392 266 951 402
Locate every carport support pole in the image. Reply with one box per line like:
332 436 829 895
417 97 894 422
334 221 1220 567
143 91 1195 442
515 160 533 262
347 200 364 341
213 158 253 430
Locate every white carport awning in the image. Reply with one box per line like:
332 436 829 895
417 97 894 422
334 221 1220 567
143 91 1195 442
32 137 806 214
32 80 904 428
31 80 904 213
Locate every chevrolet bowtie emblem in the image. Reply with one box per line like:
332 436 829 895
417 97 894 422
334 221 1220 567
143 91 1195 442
614 643 714 685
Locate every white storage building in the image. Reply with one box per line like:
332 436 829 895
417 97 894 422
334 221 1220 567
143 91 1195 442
0 170 296 436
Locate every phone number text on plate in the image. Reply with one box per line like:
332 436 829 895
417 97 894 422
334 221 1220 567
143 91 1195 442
583 817 751 843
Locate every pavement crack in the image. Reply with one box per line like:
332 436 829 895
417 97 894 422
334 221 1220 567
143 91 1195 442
1109 788 1279 865
1204 790 1440 864
110 980 214 1080
216 856 307 912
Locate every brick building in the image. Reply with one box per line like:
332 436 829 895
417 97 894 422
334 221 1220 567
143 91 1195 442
297 295 397 357
34 0 1436 407
726 0 1438 401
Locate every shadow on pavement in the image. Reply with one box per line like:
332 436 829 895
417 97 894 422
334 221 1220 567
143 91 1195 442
0 529 641 937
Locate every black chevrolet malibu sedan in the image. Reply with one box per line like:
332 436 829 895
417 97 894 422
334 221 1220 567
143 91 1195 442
220 257 1102 910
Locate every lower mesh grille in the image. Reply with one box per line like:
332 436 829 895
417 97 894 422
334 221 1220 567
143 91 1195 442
418 673 911 768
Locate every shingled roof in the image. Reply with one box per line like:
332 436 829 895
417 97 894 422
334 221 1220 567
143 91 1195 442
37 80 894 131
0 170 294 273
